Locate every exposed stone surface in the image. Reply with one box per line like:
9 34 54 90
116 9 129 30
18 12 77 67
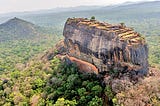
63 18 148 76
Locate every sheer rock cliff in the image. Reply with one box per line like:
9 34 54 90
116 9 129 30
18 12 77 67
62 18 148 76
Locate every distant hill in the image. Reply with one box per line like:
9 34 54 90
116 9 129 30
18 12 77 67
9 1 158 36
0 1 159 37
0 17 39 41
0 1 159 26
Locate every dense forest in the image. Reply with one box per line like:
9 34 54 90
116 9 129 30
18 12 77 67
0 56 109 105
0 1 159 106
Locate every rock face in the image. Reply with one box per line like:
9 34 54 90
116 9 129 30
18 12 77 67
63 18 148 76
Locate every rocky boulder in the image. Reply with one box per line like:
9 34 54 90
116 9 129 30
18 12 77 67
63 18 148 76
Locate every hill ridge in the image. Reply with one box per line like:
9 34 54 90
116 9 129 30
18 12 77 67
0 17 39 41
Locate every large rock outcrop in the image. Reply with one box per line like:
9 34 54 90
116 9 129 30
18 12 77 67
63 18 148 76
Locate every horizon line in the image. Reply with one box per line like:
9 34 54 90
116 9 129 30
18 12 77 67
0 0 158 16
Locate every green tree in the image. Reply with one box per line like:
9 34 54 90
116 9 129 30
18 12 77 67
91 16 95 20
91 85 102 96
104 85 114 100
11 70 20 79
54 98 77 106
88 96 103 106
78 88 86 97
32 78 45 90
120 22 126 28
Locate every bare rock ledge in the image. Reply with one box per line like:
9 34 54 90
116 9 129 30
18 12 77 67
61 18 148 77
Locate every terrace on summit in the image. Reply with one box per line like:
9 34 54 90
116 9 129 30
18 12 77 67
67 18 145 45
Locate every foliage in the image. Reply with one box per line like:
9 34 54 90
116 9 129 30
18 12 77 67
45 59 104 105
10 70 20 79
149 96 160 106
104 85 114 100
54 98 77 106
91 85 102 96
0 57 105 106
120 22 126 28
88 96 103 106
0 35 60 72
147 36 160 68
112 98 118 106
90 16 95 20
109 69 119 77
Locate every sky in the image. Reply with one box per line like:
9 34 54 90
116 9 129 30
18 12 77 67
0 0 157 14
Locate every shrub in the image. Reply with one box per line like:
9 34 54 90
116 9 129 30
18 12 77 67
91 85 102 96
32 78 45 89
11 70 20 79
54 98 77 106
104 85 114 100
91 16 95 20
88 96 103 106
78 88 86 97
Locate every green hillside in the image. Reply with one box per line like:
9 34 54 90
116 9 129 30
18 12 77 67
0 18 60 72
0 17 40 41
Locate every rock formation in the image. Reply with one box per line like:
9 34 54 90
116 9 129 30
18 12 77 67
62 18 148 77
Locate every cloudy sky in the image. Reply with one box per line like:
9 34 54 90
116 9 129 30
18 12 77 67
0 0 156 14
